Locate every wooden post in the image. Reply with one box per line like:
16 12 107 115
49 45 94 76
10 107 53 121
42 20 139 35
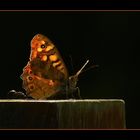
0 99 126 129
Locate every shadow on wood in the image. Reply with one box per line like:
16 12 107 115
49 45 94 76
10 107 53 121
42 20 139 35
0 99 126 129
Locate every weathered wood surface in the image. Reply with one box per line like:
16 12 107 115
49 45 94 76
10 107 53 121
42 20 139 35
0 99 126 129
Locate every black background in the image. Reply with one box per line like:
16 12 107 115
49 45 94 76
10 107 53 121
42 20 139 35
0 11 140 129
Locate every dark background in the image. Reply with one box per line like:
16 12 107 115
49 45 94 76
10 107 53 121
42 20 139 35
0 11 139 129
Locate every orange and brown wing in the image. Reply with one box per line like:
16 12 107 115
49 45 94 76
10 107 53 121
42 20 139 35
30 34 68 80
20 34 68 99
21 64 65 99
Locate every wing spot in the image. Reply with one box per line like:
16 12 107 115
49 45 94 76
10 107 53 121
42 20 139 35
41 40 45 44
27 76 33 82
52 61 61 67
37 47 43 52
49 54 58 62
29 84 34 90
48 80 55 86
41 55 48 61
45 45 54 52
57 65 64 71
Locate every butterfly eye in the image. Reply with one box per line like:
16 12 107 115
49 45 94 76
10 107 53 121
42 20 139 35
41 44 46 49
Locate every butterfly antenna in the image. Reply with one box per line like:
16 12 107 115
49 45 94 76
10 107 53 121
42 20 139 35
69 60 89 89
81 64 99 74
76 60 89 76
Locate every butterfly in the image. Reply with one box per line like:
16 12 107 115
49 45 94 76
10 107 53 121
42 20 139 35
20 34 90 100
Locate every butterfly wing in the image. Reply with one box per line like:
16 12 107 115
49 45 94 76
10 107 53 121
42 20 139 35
30 34 68 79
21 34 68 99
21 64 65 99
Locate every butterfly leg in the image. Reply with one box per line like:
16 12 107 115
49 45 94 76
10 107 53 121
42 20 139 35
76 87 81 99
65 85 69 99
71 87 81 99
